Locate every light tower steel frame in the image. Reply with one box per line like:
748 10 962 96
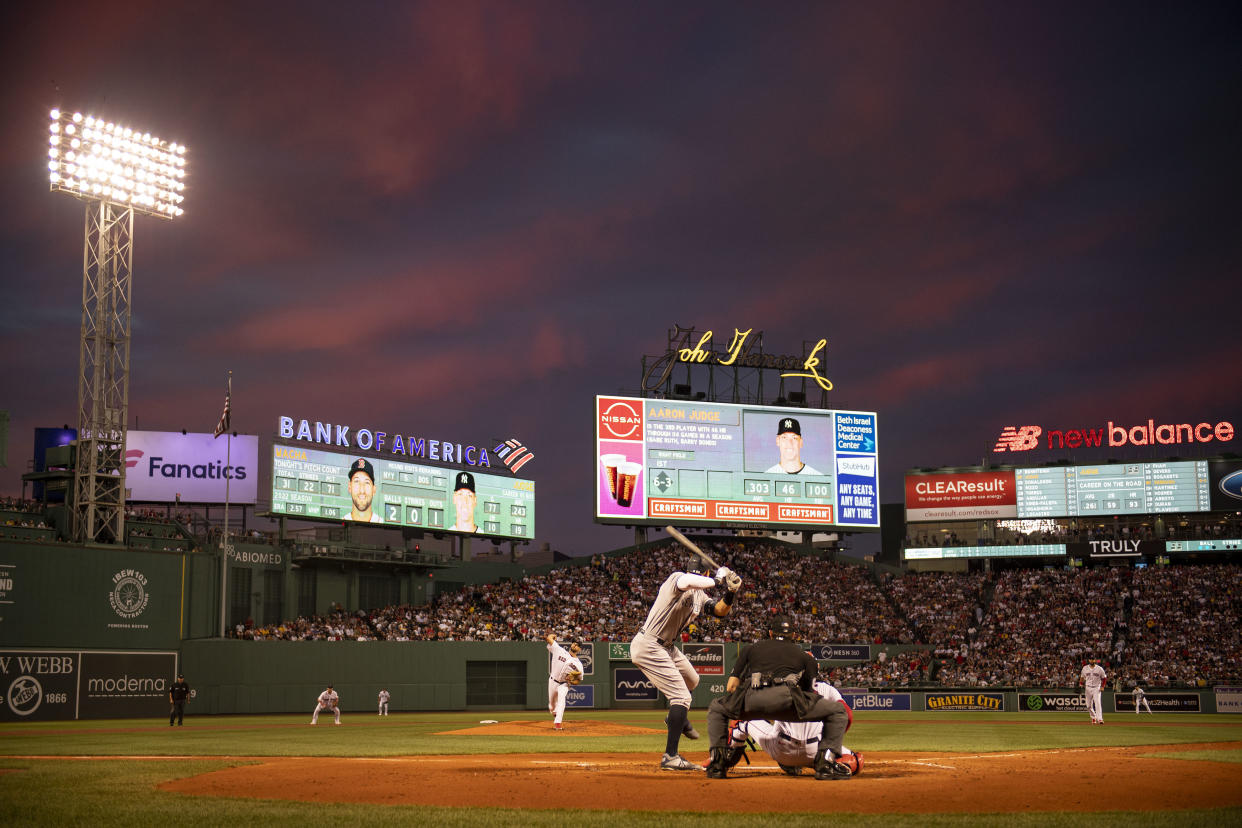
73 200 134 544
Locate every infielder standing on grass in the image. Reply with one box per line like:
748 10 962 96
631 553 741 771
378 688 390 716
1079 657 1107 724
546 633 585 730
311 684 341 725
1133 684 1153 714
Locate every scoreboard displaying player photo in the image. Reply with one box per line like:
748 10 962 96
270 444 535 540
594 396 880 532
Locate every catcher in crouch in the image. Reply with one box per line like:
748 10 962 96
728 678 864 776
705 615 853 780
546 633 584 730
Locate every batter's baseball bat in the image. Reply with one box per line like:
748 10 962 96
665 526 722 571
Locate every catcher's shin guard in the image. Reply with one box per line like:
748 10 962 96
723 745 747 771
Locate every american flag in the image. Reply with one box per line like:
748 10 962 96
213 388 231 439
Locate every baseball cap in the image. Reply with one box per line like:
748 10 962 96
455 471 476 493
777 417 801 437
348 458 375 483
768 614 793 639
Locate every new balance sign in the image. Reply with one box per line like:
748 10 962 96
994 419 1234 453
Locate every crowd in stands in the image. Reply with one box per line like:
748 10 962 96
905 513 1242 548
230 537 1242 688
0 497 52 537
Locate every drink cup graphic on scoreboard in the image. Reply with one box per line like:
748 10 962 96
600 453 625 500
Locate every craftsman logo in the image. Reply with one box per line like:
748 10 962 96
108 569 149 619
1220 470 1242 502
6 676 43 716
993 426 1042 452
598 399 643 441
992 419 1234 453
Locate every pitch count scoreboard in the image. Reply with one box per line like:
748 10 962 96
906 460 1211 522
595 396 879 531
270 444 534 540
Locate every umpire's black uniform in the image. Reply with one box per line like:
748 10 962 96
705 618 850 779
169 675 190 726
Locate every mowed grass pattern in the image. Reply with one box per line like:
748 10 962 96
2 711 1241 826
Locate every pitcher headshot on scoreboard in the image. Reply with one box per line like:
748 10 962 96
346 458 383 523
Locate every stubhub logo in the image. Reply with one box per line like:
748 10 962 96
837 457 875 477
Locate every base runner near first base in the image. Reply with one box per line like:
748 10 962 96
546 633 584 730
631 554 741 771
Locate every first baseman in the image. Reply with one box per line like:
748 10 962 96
546 633 585 730
1078 658 1107 724
311 684 341 725
631 554 741 771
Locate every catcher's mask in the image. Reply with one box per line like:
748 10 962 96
768 615 793 639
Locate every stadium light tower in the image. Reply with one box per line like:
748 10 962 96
47 109 187 543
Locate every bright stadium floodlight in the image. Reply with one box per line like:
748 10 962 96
48 107 189 546
48 109 187 219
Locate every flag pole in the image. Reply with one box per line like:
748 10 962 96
218 371 232 638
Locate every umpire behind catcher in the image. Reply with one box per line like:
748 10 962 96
705 616 852 780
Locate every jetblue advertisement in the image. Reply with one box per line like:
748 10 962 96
125 430 258 504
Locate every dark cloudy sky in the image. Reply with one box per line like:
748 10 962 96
2 1 1240 555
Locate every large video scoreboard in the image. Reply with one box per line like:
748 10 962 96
595 396 880 531
906 460 1212 522
270 444 534 540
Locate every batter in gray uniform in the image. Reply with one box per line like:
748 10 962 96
631 557 741 771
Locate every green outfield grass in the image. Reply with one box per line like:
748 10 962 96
1 711 1240 827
